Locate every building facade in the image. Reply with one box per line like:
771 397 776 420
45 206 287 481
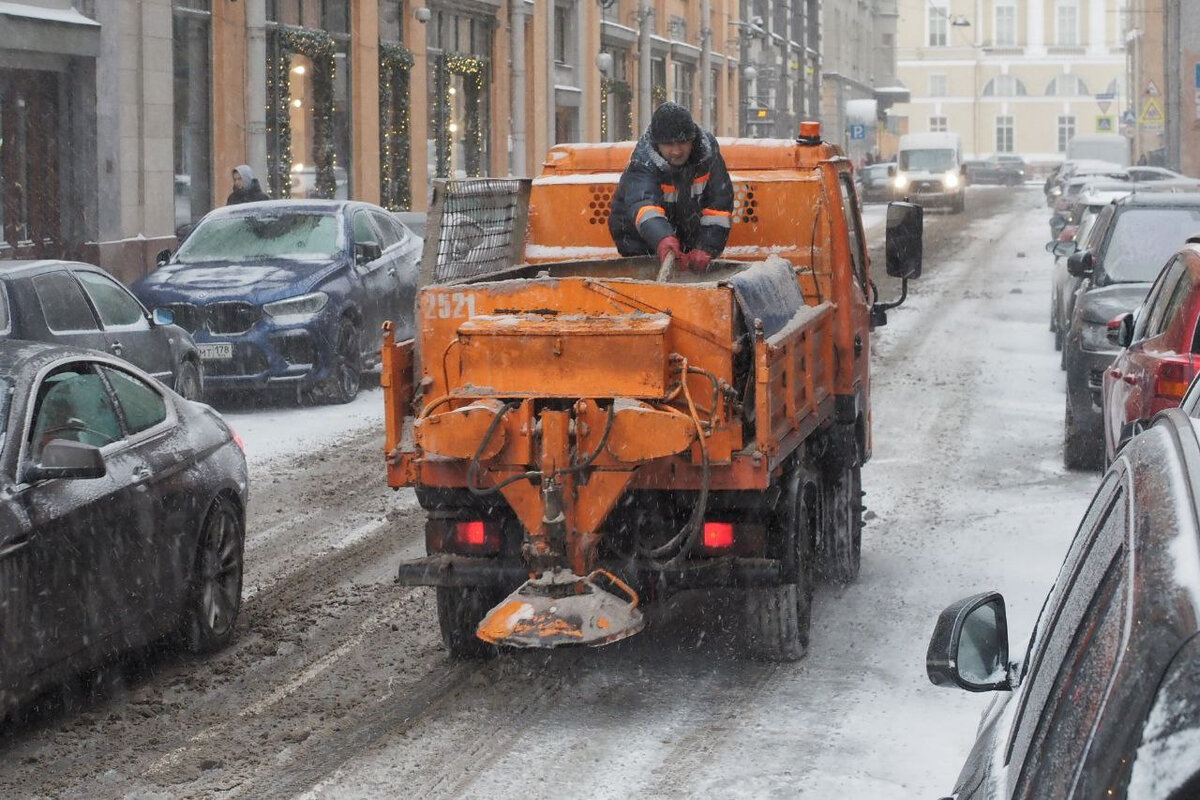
0 0 903 278
892 0 1127 164
1124 0 1196 175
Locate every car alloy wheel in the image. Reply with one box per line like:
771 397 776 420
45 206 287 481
182 495 244 653
174 360 203 402
325 320 362 404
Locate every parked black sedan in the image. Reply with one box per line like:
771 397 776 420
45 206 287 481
133 200 421 404
0 260 203 401
927 408 1200 799
0 340 248 716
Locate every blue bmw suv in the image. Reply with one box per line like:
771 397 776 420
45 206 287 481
134 200 421 403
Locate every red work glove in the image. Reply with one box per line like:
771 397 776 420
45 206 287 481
684 249 713 273
656 236 682 267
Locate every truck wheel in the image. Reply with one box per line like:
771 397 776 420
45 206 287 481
744 463 815 662
436 586 501 660
818 464 862 584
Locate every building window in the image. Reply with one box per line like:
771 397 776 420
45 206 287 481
1046 74 1089 96
379 0 403 42
995 3 1017 47
996 116 1014 153
1055 0 1079 46
983 75 1027 96
1057 116 1076 152
674 63 694 110
554 4 574 65
930 116 948 133
269 0 348 31
929 74 948 97
173 4 211 230
928 2 948 46
651 58 667 106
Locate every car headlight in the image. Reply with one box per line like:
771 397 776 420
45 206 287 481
1079 321 1114 351
944 172 961 189
893 174 909 190
263 291 329 319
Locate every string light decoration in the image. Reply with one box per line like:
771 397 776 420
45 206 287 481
651 84 667 108
379 42 414 210
266 27 336 198
600 78 633 141
433 53 488 178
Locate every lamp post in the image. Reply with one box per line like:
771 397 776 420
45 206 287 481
945 14 979 158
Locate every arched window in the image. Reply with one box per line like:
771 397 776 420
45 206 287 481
1045 75 1090 96
982 75 1027 97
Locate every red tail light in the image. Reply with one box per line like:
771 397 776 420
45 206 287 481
1152 356 1197 409
456 521 487 547
232 431 245 452
701 522 735 550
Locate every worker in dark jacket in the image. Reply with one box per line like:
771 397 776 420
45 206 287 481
609 102 734 272
226 164 271 205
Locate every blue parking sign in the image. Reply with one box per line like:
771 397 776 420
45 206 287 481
849 124 866 140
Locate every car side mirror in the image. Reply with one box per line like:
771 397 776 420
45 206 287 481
1049 215 1068 238
1108 312 1135 348
1066 250 1094 277
887 164 896 177
885 201 923 279
151 307 175 327
156 248 172 267
927 591 1011 692
1052 240 1079 257
355 241 382 265
23 440 107 483
960 163 968 176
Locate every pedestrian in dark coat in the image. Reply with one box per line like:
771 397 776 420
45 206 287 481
608 102 734 272
226 164 271 205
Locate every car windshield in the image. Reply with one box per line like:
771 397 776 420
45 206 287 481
173 211 342 263
1104 208 1200 282
899 148 956 172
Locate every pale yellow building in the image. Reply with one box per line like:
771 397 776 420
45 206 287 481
891 0 1128 166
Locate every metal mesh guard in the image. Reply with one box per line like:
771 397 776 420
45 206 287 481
427 178 527 285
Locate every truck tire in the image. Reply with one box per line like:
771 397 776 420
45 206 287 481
437 586 502 660
818 463 862 584
744 462 815 662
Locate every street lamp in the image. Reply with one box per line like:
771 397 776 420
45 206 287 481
943 15 981 158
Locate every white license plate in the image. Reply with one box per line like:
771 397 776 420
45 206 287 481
198 343 233 360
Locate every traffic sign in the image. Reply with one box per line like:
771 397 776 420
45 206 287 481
1096 92 1113 114
1096 116 1113 132
849 123 866 140
1145 79 1161 96
1121 109 1136 125
1139 97 1164 124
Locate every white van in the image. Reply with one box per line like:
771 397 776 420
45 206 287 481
891 132 966 213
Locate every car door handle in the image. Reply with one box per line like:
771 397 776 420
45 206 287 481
110 341 123 355
133 465 153 483
387 267 396 276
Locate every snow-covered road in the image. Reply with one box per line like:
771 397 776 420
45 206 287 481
0 188 1102 799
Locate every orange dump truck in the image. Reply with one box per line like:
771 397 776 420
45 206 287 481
381 127 923 661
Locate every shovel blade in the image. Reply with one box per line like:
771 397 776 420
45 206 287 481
476 569 645 649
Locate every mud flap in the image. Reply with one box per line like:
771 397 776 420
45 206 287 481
475 568 645 648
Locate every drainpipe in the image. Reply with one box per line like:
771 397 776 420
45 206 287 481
511 0 528 175
246 0 267 176
700 0 711 127
638 0 652 130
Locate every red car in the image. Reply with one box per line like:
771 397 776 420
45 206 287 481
1102 236 1200 464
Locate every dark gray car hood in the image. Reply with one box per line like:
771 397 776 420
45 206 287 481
1078 281 1152 325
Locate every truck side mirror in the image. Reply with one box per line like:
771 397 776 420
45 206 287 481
885 201 923 279
1066 250 1094 277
